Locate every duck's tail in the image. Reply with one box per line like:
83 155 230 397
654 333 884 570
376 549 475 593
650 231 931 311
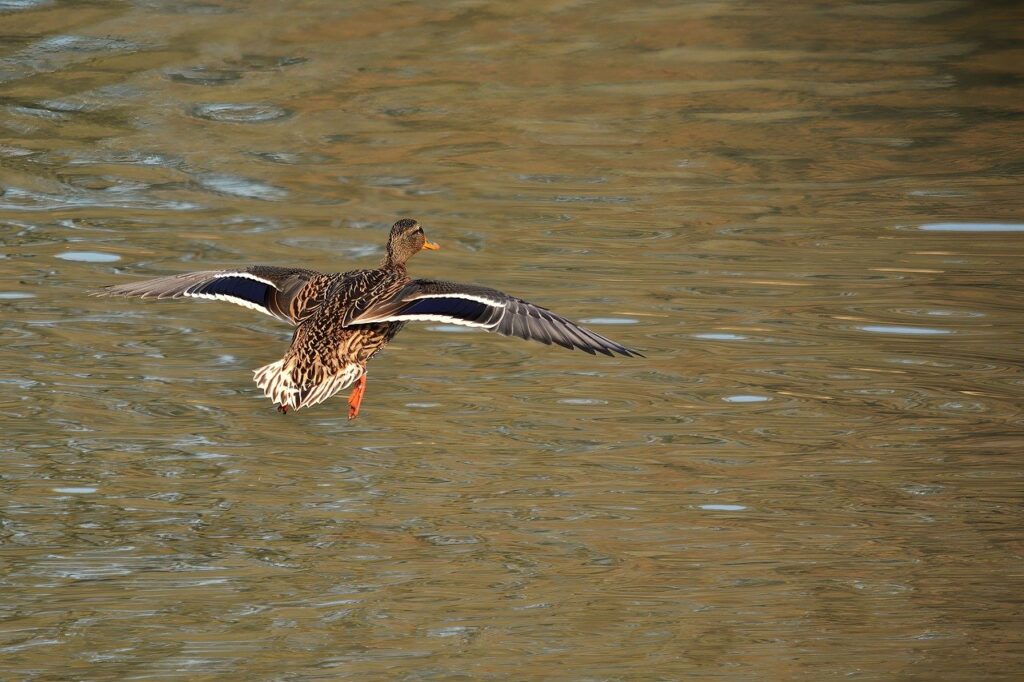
253 358 363 412
254 359 299 410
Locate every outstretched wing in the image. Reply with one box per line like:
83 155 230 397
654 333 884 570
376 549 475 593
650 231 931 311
95 266 322 324
347 279 642 357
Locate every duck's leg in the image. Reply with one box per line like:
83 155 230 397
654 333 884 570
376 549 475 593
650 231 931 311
277 404 288 415
347 374 367 420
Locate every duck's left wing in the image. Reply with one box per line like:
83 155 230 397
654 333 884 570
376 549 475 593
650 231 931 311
95 266 321 324
347 279 642 357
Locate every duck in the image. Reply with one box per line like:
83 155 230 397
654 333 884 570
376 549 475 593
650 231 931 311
97 218 641 418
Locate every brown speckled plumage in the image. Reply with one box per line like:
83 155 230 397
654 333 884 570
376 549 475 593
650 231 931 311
97 218 641 418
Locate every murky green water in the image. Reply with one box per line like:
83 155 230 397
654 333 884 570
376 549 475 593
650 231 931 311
2 1 1023 679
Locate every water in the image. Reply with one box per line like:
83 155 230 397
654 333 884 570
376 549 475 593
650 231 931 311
2 1 1023 679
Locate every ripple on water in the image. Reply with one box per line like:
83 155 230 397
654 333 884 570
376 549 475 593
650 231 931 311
427 324 478 333
891 308 984 319
544 225 673 241
418 534 482 546
901 484 945 496
856 325 952 335
190 103 292 123
579 317 638 325
722 395 770 403
918 222 1024 232
363 176 417 187
196 174 287 200
693 332 748 340
56 251 120 263
38 35 136 53
250 151 330 165
0 0 53 10
66 150 182 168
908 190 968 197
1 186 200 211
428 626 478 639
0 291 34 299
9 104 71 120
278 238 371 257
515 173 607 184
231 54 309 70
552 195 633 204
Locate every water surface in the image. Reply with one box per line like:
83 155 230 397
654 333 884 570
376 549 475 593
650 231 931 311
1 1 1022 679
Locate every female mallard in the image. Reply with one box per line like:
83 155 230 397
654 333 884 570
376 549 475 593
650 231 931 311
98 218 641 418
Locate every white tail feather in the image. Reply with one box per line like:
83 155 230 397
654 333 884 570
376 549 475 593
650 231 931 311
253 359 298 409
253 359 363 411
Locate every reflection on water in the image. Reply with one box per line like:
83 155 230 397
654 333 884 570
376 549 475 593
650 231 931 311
2 0 1023 678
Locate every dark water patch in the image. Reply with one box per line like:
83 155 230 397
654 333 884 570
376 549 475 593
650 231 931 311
230 55 308 70
167 68 243 86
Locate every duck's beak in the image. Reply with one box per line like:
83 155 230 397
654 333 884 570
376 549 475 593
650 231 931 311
422 240 440 251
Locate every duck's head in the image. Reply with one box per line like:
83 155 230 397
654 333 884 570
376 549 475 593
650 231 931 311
384 218 439 266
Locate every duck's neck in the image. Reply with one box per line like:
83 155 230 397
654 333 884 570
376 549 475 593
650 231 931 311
381 253 407 274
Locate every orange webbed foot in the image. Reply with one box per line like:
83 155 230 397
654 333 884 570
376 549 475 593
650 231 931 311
347 375 367 420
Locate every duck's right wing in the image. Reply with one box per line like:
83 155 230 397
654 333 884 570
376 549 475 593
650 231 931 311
347 279 642 357
95 266 323 324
